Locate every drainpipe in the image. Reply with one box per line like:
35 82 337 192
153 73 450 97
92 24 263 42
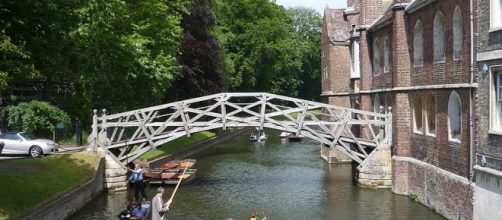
468 0 475 183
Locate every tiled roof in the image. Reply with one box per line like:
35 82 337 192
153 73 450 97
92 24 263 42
324 8 350 43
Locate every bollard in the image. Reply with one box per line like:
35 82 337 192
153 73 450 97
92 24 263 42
76 117 83 146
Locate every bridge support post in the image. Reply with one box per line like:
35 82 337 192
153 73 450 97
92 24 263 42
101 148 128 192
320 144 352 163
356 143 392 188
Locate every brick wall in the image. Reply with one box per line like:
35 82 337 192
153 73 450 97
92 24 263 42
476 0 502 171
329 45 351 93
407 1 473 86
392 157 474 220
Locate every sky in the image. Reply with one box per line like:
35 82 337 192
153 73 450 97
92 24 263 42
275 0 347 14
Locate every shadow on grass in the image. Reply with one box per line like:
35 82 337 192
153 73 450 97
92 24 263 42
0 153 98 220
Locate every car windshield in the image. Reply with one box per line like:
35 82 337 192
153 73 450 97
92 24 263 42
19 133 36 140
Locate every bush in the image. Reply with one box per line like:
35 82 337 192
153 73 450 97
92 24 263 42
2 101 71 137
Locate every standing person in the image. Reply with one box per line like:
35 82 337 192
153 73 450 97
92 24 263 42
152 187 172 220
129 164 147 201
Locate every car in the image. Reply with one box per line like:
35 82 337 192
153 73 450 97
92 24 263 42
0 131 58 157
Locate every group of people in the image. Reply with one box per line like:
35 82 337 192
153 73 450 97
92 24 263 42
117 198 151 220
119 164 173 220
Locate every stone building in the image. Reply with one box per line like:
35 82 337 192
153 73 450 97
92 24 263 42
322 0 481 219
474 0 502 219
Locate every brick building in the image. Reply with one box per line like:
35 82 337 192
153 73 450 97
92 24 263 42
321 0 483 219
473 0 502 219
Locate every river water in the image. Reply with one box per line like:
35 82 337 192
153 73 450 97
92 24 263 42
69 129 445 220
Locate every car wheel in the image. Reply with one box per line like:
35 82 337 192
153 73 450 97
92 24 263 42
29 146 43 158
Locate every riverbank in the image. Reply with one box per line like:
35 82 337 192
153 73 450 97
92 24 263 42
0 152 101 219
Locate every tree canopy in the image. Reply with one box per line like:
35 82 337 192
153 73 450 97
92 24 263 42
0 0 322 124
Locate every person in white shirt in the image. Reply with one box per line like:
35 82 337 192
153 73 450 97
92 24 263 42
151 187 171 220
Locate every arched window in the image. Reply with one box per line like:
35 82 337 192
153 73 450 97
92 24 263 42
434 12 445 62
373 38 381 75
414 95 423 133
385 93 392 113
374 94 381 113
384 36 390 73
426 94 436 135
448 91 462 142
414 21 423 66
453 6 463 60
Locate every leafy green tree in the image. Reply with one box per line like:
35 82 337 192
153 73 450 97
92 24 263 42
288 7 322 101
0 0 81 91
2 101 71 137
72 0 190 114
214 1 321 98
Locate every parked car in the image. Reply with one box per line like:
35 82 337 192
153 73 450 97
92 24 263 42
0 131 58 157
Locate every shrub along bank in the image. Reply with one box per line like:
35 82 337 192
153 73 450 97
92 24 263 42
0 152 99 220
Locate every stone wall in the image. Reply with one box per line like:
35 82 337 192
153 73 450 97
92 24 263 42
392 156 474 220
24 156 105 220
473 165 502 220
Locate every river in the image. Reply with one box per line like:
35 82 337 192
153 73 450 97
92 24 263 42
69 129 445 220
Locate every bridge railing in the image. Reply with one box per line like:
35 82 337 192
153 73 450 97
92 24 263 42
88 93 391 165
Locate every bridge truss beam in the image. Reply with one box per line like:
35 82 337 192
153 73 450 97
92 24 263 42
88 93 392 169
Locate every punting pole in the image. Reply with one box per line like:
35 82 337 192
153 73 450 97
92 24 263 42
160 165 189 220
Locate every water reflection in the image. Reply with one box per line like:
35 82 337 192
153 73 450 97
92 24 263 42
69 129 444 220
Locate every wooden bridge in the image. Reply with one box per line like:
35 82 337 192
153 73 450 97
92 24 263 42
88 93 392 170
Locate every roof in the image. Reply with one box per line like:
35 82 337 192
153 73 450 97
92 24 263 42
367 2 411 32
324 8 350 43
405 0 436 13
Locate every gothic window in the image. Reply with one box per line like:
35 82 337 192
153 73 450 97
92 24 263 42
426 94 436 135
374 94 381 113
384 36 390 73
434 12 445 63
414 95 423 133
453 6 463 60
448 91 462 142
373 38 381 75
414 21 423 67
384 93 392 113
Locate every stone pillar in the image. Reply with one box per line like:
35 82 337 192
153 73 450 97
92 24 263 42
357 143 392 188
320 144 352 163
103 150 128 192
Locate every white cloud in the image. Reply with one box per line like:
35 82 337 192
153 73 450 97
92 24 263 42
275 0 347 14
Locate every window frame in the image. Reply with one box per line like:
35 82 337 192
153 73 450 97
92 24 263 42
490 0 502 31
413 94 423 134
453 6 463 61
433 11 446 63
414 20 424 67
384 36 390 73
350 40 361 78
425 94 437 137
373 37 381 76
489 66 502 134
448 91 462 143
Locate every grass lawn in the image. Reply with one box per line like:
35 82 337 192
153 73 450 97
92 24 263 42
138 131 215 162
0 152 100 220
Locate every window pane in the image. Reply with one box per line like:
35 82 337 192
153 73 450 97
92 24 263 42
448 93 461 140
427 96 436 134
415 96 423 131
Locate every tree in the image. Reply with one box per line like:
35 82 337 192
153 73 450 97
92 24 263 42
72 0 191 114
169 0 224 101
288 7 322 101
2 101 71 137
214 0 305 96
